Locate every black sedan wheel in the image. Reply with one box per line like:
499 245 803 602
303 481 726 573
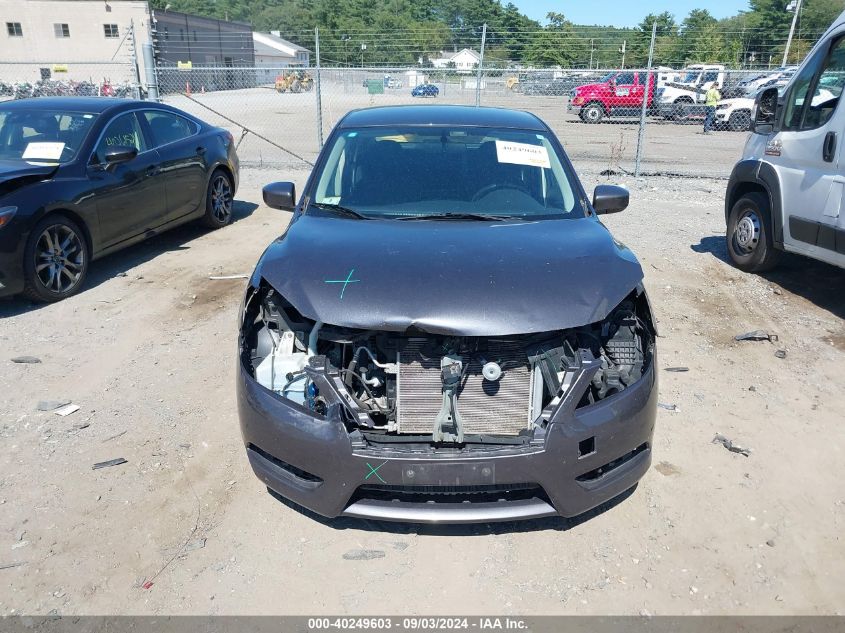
23 215 89 303
201 170 234 229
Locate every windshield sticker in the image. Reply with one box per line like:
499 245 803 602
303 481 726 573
495 140 550 169
22 142 65 160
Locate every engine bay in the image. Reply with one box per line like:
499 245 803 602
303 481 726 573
241 283 655 445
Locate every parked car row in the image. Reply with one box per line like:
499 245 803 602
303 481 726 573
563 64 808 131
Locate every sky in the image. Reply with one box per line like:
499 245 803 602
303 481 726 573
509 0 751 28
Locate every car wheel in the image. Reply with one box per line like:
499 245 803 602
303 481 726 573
726 192 782 273
22 215 89 303
201 169 234 229
671 98 694 121
580 103 604 124
729 110 751 131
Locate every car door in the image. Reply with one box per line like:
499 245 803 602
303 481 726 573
141 110 208 224
88 111 167 249
769 33 845 268
610 72 636 114
630 72 647 111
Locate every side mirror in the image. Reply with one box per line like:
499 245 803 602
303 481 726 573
592 184 629 215
104 146 138 164
751 87 779 135
262 181 296 211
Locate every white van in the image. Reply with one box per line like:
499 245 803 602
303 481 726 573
725 11 845 272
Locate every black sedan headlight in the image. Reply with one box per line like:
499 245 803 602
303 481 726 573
0 206 17 229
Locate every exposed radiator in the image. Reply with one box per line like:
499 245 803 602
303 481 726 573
396 339 533 436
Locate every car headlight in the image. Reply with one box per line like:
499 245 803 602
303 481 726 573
0 206 17 230
716 103 729 110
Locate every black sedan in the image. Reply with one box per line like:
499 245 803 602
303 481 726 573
0 97 239 302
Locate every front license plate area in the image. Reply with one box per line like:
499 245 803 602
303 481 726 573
400 462 495 486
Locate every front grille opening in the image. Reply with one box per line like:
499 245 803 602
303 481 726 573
576 442 649 483
350 482 546 505
248 444 323 483
578 436 596 458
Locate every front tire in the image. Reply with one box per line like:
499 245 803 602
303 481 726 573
22 215 89 303
201 169 234 229
726 192 782 272
671 98 694 122
729 110 751 131
580 103 605 124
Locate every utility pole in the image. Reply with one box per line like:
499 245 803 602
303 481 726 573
589 38 594 69
475 22 486 107
783 0 803 66
315 27 323 149
634 22 657 177
620 40 626 69
129 20 142 99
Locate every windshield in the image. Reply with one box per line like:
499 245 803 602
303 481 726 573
600 72 617 83
0 109 97 163
312 126 582 220
683 70 702 83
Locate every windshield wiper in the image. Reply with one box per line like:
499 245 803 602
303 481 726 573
395 212 512 221
309 202 371 220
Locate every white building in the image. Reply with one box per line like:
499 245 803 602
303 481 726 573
431 48 481 73
0 0 152 85
253 31 310 82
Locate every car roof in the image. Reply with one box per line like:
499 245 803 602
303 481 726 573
339 105 548 131
0 97 144 114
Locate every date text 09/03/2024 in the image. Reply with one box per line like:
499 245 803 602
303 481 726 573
307 617 529 630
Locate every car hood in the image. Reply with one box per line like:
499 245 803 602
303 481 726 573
718 97 753 107
0 160 58 187
255 214 643 336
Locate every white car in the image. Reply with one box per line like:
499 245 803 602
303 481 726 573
716 85 833 132
715 96 754 131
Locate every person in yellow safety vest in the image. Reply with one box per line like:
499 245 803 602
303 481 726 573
703 84 722 134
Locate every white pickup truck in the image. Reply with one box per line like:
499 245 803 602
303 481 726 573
655 64 725 120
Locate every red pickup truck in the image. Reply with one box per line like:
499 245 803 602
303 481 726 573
568 71 656 123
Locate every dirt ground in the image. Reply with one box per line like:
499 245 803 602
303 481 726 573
1 166 844 616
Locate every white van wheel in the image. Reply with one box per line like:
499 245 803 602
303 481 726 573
726 192 782 272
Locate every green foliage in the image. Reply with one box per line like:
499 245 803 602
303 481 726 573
149 0 845 68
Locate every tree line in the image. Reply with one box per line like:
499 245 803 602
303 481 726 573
148 0 844 68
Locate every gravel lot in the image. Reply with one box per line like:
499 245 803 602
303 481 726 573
162 79 748 178
1 163 844 616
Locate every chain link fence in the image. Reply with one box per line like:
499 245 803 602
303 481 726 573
2 18 824 179
154 64 787 178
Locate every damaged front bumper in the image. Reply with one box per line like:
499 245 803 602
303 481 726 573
237 356 657 523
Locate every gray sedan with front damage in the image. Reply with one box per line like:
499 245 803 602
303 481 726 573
237 105 657 524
